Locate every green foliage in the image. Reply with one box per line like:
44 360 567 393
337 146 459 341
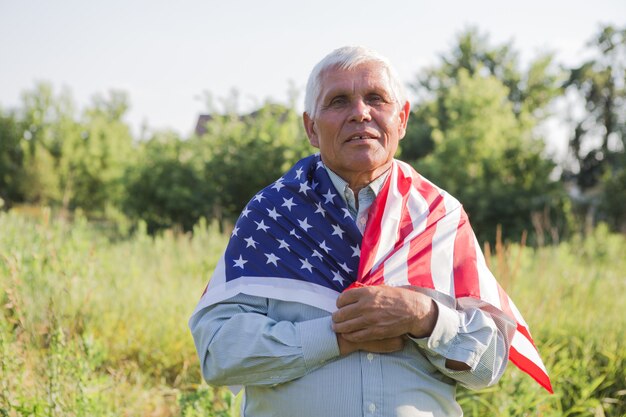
1 83 134 215
600 158 626 231
563 25 626 232
123 130 209 233
178 386 232 417
1 212 625 416
0 109 24 207
67 90 134 212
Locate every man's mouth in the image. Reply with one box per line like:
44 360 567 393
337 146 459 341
346 134 378 142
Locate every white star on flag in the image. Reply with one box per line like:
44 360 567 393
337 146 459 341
267 207 281 220
233 255 247 269
241 207 251 217
314 202 326 217
312 249 323 260
231 226 239 237
351 244 361 257
253 193 264 203
319 240 331 253
265 253 280 266
255 220 270 232
282 197 296 211
332 224 345 239
300 258 313 272
332 270 345 284
298 217 312 232
272 179 285 191
295 167 303 179
244 236 258 248
339 262 352 274
323 189 336 204
299 182 311 194
277 239 291 251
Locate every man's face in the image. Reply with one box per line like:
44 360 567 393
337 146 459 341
304 61 410 182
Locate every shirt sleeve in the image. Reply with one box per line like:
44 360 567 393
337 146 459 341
409 300 513 390
189 293 341 387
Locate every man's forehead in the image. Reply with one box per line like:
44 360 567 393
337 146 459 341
319 62 391 93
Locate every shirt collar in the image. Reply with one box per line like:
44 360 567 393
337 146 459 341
324 164 389 205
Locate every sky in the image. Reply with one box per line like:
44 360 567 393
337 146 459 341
1 0 624 156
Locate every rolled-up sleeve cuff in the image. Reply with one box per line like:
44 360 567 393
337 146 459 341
413 300 460 352
410 301 488 369
296 316 340 371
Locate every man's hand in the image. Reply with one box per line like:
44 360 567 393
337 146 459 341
332 286 438 343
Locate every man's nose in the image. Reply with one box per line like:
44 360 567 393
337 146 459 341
349 99 372 122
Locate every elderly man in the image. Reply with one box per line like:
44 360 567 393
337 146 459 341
190 46 550 417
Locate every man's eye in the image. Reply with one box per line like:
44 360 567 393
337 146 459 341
367 95 384 104
329 97 348 106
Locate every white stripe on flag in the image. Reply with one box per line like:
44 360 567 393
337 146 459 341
512 330 549 374
475 236 502 309
383 239 410 286
431 193 461 295
192 275 341 318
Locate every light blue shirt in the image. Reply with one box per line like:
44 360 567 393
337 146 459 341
190 167 510 417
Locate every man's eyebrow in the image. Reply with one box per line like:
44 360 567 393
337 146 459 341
321 90 350 102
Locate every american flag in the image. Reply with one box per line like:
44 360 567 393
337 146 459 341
192 154 553 393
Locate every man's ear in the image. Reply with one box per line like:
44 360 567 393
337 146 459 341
397 101 411 140
303 112 320 148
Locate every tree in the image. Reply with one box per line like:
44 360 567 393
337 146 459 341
123 130 208 233
403 29 566 243
67 91 134 213
0 109 24 207
7 83 135 216
563 25 626 231
11 83 87 208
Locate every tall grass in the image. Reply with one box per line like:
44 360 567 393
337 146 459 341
459 224 626 416
1 210 231 416
1 211 625 416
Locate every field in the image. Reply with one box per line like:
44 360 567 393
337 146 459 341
1 210 625 416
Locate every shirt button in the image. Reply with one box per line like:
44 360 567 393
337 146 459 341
368 403 376 413
367 353 374 361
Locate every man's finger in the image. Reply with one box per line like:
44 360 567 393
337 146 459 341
332 301 366 324
335 287 368 308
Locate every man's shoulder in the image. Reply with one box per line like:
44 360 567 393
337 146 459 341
393 159 459 202
238 153 326 218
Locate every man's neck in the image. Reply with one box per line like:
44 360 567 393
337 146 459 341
330 165 392 196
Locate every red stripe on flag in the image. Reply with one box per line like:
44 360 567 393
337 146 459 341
509 344 554 393
358 174 391 281
396 167 414 244
452 210 481 298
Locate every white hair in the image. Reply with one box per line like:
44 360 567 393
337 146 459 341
304 46 408 118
